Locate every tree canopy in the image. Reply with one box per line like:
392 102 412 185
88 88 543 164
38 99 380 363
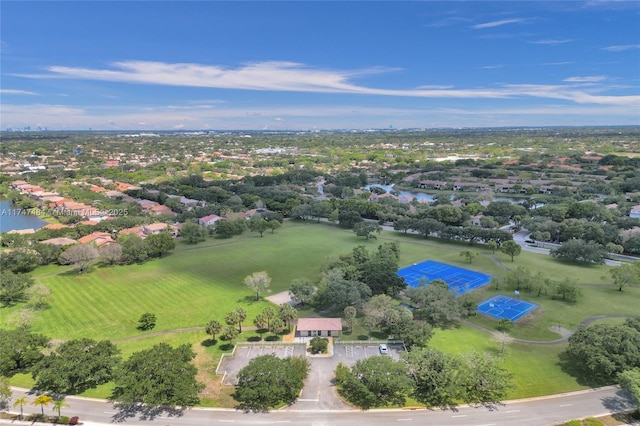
110 343 203 408
406 279 465 327
335 356 413 409
32 338 121 394
0 329 49 377
550 239 606 264
565 319 640 383
233 354 310 411
618 368 640 409
0 271 34 306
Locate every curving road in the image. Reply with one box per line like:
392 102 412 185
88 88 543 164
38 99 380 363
4 386 635 426
512 229 623 266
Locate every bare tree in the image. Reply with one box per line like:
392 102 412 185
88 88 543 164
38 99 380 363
99 243 123 265
58 244 99 273
244 271 271 301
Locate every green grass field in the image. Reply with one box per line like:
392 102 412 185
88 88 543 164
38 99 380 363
2 221 637 401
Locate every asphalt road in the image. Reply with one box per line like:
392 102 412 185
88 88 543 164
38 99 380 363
512 229 623 266
4 386 635 426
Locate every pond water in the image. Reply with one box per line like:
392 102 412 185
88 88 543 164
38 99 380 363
364 184 536 205
0 199 47 233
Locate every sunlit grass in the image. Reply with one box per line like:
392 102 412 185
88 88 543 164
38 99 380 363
1 221 633 402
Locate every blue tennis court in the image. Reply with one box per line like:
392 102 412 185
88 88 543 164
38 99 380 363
477 295 539 321
397 260 491 296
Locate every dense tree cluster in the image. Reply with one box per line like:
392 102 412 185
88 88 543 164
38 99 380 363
494 266 581 303
565 318 640 383
550 239 607 264
336 348 513 409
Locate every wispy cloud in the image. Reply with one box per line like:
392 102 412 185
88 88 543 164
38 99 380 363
415 84 455 90
602 44 640 51
0 89 37 95
563 76 608 83
529 39 573 45
16 60 640 107
424 16 471 28
471 18 525 29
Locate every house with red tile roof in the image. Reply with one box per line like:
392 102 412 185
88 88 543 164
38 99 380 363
77 232 115 247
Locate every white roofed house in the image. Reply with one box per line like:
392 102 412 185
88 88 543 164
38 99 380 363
295 318 342 338
198 214 222 227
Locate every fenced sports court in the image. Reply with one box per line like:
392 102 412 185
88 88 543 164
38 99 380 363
477 294 539 321
397 260 491 296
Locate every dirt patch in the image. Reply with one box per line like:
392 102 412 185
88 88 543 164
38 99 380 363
266 290 296 306
192 343 222 400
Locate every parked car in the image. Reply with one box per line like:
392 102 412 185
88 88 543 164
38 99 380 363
379 343 389 355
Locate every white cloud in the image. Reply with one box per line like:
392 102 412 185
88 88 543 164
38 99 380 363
415 84 455 89
13 60 640 108
471 18 525 29
34 61 373 94
602 44 640 51
563 76 608 83
0 89 37 95
529 39 573 45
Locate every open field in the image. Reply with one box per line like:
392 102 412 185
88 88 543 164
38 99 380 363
429 326 583 398
2 221 637 401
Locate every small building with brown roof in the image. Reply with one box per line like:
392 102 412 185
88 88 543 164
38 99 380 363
295 318 342 338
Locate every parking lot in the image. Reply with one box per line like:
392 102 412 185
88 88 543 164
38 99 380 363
218 341 406 409
219 344 306 385
333 342 404 364
219 342 404 386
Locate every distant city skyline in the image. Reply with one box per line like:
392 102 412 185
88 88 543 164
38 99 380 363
1 1 639 130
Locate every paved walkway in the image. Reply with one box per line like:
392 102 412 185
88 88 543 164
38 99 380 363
461 314 638 345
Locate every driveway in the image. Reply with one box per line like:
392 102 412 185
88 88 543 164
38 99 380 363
286 342 405 411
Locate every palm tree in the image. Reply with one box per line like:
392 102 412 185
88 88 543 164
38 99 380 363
13 396 27 420
52 398 69 418
33 394 53 416
234 307 247 333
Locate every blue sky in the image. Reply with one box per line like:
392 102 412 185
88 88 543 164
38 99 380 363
1 1 639 130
